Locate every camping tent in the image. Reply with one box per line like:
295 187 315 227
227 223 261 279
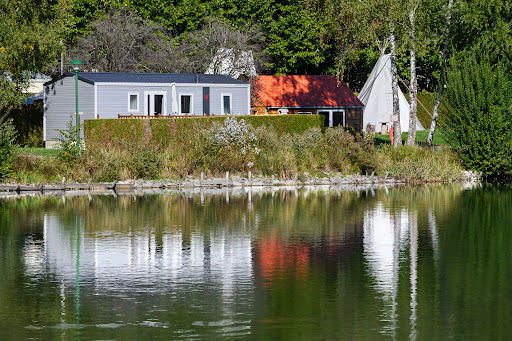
358 54 424 133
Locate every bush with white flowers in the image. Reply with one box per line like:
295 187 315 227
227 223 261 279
201 117 259 172
204 117 259 153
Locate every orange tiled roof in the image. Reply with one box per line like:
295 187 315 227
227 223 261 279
253 75 363 108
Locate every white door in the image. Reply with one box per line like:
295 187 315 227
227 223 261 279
144 92 166 116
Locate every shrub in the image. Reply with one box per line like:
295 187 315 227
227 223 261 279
56 118 82 164
441 55 512 177
324 126 359 173
201 117 259 173
12 153 62 183
80 133 162 182
6 102 43 147
292 127 324 171
0 114 20 179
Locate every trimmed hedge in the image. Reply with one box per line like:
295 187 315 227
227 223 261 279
85 114 324 147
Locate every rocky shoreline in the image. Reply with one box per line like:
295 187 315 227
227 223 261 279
0 171 481 194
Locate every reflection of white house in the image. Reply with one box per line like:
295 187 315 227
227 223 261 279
34 214 253 297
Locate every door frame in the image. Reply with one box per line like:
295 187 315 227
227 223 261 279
144 91 167 116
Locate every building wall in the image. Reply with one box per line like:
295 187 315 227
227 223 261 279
44 77 94 142
96 84 171 118
253 106 364 132
210 86 249 115
97 84 250 117
345 107 363 132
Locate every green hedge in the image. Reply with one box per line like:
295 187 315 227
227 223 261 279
85 115 324 147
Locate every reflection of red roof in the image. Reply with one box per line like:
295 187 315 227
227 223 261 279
254 75 363 108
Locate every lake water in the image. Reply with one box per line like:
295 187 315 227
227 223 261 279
1 184 512 340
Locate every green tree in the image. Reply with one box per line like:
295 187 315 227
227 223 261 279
0 0 72 109
441 55 512 177
452 0 512 70
0 114 19 179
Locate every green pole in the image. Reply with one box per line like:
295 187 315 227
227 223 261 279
75 68 80 149
70 59 83 150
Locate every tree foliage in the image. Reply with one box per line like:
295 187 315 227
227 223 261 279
452 0 512 69
0 114 19 179
181 18 265 75
67 8 181 73
441 55 512 177
0 0 71 109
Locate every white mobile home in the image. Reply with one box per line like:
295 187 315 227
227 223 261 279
43 72 251 148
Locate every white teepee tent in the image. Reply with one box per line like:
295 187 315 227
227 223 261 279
358 54 424 133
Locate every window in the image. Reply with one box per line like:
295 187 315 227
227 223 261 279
317 110 345 127
180 95 192 114
222 94 232 115
128 93 139 112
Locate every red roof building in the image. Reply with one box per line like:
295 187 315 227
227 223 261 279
252 75 364 131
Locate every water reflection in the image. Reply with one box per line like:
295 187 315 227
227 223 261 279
3 184 512 340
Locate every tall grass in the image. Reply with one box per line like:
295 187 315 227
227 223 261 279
9 118 465 183
378 145 463 181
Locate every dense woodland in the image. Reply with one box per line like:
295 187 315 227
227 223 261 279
2 0 511 96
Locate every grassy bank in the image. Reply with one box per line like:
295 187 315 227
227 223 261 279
9 118 463 184
375 129 448 146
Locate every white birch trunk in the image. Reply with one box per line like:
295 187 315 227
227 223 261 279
426 0 453 147
407 2 418 146
390 27 402 147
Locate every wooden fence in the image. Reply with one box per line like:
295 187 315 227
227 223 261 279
118 113 232 119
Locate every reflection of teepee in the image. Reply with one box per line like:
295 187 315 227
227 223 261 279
358 54 424 133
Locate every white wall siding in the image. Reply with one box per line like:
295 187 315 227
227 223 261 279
44 77 94 141
96 84 171 118
175 86 203 115
210 86 249 115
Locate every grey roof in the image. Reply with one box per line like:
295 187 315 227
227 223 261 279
45 72 247 86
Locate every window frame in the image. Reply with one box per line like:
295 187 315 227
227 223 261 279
221 93 232 115
180 94 194 115
128 92 139 112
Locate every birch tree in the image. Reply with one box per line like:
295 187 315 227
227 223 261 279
406 0 420 146
326 0 404 146
426 0 453 147
390 26 402 147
